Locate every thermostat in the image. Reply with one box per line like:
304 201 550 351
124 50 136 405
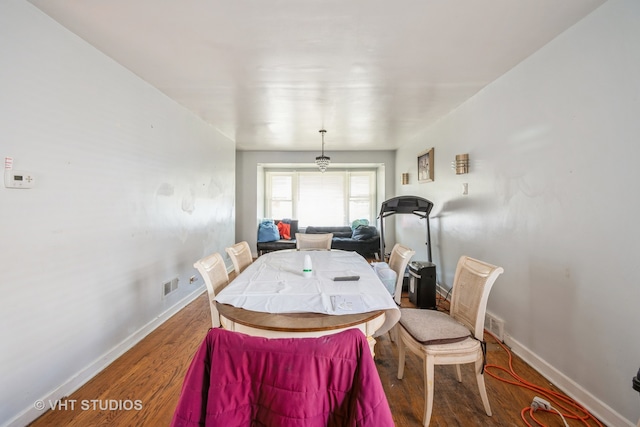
4 170 35 189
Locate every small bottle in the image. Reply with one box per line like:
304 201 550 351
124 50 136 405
302 254 313 278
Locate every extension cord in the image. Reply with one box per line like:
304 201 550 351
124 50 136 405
531 396 570 427
483 330 603 427
531 396 551 412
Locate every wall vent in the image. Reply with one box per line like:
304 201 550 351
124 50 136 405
485 312 505 342
163 277 179 297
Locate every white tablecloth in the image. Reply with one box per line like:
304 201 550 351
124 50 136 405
215 250 400 336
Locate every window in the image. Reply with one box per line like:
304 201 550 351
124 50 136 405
268 174 293 220
265 170 376 227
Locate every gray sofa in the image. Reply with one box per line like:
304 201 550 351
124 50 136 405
305 225 380 258
256 220 299 255
257 220 380 258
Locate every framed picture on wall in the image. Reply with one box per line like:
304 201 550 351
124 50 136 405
417 148 434 183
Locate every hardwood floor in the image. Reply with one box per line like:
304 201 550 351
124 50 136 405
29 289 601 427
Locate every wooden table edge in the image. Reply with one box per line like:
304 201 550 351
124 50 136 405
216 302 385 333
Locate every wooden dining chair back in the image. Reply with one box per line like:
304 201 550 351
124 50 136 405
193 252 229 328
225 241 253 275
295 233 333 250
388 243 416 305
395 255 504 426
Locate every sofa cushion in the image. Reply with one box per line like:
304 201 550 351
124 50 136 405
352 225 378 241
305 226 353 238
256 240 297 252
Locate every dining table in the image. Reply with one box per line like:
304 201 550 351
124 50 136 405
214 249 400 355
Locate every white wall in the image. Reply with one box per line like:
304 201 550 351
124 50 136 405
396 0 640 425
0 2 235 426
236 150 396 257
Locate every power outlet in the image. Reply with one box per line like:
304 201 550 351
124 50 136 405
485 312 505 342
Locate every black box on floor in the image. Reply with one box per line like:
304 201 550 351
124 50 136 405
408 261 437 309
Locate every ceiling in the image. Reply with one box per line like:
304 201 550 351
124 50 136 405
28 0 605 152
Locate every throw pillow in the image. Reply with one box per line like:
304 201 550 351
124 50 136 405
351 219 369 230
257 220 280 242
277 221 291 240
352 225 377 241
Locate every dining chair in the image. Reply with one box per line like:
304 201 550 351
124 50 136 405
295 232 333 250
395 256 504 427
193 252 229 328
388 243 416 305
225 241 253 275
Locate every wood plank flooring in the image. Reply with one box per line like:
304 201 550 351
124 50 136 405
29 287 602 426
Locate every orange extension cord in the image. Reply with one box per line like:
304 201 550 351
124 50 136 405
483 330 604 427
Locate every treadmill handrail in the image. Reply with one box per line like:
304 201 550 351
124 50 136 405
378 196 434 262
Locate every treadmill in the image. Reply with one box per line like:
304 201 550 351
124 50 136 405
378 195 434 261
379 196 437 309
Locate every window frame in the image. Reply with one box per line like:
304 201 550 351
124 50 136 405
264 168 377 227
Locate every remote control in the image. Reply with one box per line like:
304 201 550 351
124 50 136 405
333 275 360 281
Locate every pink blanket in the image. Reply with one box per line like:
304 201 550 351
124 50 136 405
170 328 394 426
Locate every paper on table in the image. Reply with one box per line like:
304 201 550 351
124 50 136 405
330 295 366 314
214 250 400 335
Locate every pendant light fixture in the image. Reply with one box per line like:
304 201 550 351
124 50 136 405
315 129 330 172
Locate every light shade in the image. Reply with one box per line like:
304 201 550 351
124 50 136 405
401 173 409 185
315 155 330 172
454 154 469 174
315 129 330 172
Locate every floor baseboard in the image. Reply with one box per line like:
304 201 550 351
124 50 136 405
6 286 206 427
435 283 635 427
504 333 634 427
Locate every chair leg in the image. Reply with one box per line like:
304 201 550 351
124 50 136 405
389 323 397 342
397 330 406 379
475 356 492 416
455 364 462 382
423 356 435 427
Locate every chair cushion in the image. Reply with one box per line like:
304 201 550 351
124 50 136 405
374 265 397 295
399 308 471 345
